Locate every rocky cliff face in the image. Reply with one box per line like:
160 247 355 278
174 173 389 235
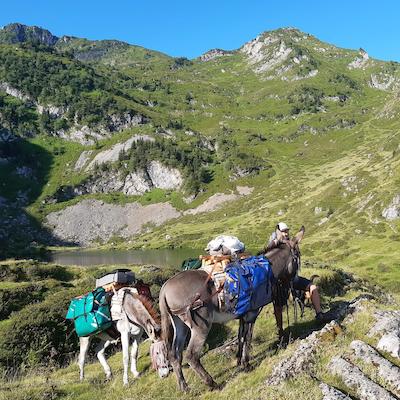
200 49 234 62
0 23 58 46
240 28 319 80
56 113 149 145
83 135 154 170
49 160 183 202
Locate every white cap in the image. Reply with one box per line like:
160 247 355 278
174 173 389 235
278 222 289 231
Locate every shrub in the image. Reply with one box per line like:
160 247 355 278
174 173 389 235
0 287 84 372
0 283 47 319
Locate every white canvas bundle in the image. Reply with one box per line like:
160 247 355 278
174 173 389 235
205 235 245 255
111 287 138 321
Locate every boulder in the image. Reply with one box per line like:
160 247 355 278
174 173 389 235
329 356 395 400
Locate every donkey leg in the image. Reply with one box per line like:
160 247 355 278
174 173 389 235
170 315 190 392
130 336 140 378
236 317 246 367
95 339 113 381
185 309 217 390
120 332 131 386
78 336 90 382
240 322 255 370
273 304 284 338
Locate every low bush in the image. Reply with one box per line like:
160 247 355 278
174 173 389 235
0 283 47 319
0 262 74 282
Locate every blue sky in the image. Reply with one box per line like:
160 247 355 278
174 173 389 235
1 0 399 61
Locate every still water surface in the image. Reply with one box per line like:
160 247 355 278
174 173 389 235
50 248 204 267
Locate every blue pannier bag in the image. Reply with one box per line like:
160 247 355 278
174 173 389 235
224 256 273 315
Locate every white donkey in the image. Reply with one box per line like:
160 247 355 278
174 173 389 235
78 288 169 385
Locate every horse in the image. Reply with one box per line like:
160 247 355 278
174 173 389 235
78 290 169 386
159 226 304 391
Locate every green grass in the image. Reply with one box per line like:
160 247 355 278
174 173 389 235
0 261 398 400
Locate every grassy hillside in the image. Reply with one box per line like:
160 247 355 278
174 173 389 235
0 24 399 288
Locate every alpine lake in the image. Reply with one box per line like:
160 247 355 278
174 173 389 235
50 248 205 268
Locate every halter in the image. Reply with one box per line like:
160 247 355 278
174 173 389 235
150 340 169 370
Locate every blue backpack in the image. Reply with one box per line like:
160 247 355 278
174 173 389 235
224 256 274 316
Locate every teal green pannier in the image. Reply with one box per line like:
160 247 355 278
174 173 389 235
181 258 202 271
66 287 112 337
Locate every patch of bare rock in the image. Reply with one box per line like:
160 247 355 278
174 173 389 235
328 356 395 400
264 295 400 400
319 383 350 400
84 135 154 170
45 186 254 244
348 49 370 70
200 49 234 62
184 187 253 215
45 199 181 246
266 320 342 385
382 194 400 221
350 340 400 394
368 310 400 358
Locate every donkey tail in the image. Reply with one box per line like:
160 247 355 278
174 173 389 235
159 284 173 353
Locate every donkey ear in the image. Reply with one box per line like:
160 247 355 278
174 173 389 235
293 225 305 244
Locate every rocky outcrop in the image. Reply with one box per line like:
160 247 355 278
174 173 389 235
184 192 240 215
0 82 67 118
241 37 293 73
200 49 234 62
382 194 400 221
0 23 58 46
147 161 183 189
348 49 370 70
350 340 400 393
319 383 350 400
45 199 180 246
369 74 397 91
368 311 400 358
57 113 148 145
57 126 107 146
328 356 395 400
122 171 153 195
36 104 66 118
51 161 183 202
74 150 94 171
266 321 342 385
106 112 148 132
86 135 154 170
0 82 33 103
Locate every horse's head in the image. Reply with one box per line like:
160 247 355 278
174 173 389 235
265 225 305 282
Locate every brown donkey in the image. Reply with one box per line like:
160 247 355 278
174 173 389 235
159 227 305 391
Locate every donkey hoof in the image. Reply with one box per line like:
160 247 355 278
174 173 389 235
105 373 113 382
209 382 221 391
180 383 190 392
131 371 140 378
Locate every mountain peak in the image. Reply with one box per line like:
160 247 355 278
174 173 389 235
0 23 58 46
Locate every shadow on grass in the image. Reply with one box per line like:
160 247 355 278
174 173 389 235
0 135 77 260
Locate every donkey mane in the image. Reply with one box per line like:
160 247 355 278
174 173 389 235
131 292 160 324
